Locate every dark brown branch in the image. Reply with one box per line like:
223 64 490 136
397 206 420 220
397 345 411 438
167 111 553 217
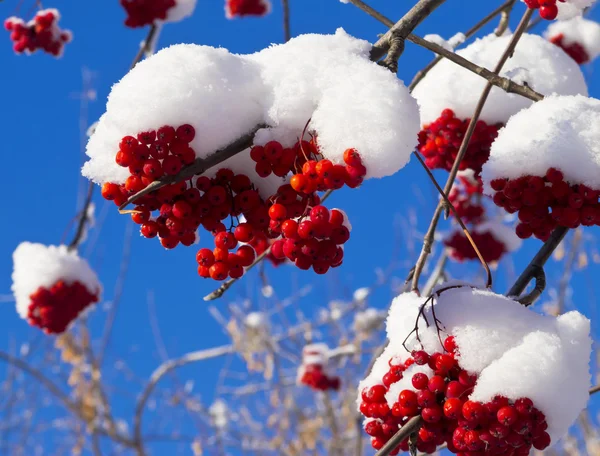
515 265 546 306
370 0 447 65
281 0 291 42
506 226 569 299
374 416 423 456
119 125 266 212
411 8 535 291
68 181 94 251
590 384 600 395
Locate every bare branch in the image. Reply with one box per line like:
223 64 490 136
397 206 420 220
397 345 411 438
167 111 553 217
68 182 94 251
515 265 546 306
281 0 291 42
370 0 447 68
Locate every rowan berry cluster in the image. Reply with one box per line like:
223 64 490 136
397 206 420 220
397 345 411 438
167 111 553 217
490 168 600 241
549 33 590 64
524 0 566 20
225 0 270 18
251 139 367 190
4 9 72 56
120 0 176 27
27 281 99 334
360 336 551 455
418 109 502 176
445 231 506 263
298 345 340 391
100 123 366 281
443 175 510 263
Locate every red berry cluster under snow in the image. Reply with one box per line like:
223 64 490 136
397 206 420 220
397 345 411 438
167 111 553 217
120 0 175 27
524 0 566 20
28 281 99 334
297 344 340 392
417 109 502 176
549 33 590 64
360 337 552 455
490 168 600 241
225 0 271 18
4 9 72 56
443 174 517 264
100 124 365 281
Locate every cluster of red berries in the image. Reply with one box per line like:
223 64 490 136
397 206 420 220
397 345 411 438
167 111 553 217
298 345 340 391
524 0 566 20
418 109 503 176
360 337 552 455
120 0 176 27
490 168 600 241
225 0 270 18
4 9 72 56
251 140 367 191
549 33 590 64
27 281 99 334
101 124 366 281
445 230 507 263
443 175 510 263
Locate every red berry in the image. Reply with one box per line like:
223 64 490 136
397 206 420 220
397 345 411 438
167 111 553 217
268 203 287 222
497 406 519 426
428 375 446 394
365 385 387 403
443 398 463 419
176 124 195 142
411 373 429 390
209 262 229 281
462 401 485 422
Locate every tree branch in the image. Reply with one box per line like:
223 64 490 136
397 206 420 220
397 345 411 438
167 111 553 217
281 0 291 42
411 7 535 291
374 416 423 456
68 181 94 251
370 0 447 65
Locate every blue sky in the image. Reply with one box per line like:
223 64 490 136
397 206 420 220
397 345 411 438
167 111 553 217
1 0 599 454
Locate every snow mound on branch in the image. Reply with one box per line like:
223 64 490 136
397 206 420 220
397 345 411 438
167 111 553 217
363 287 591 443
11 243 101 319
557 0 597 20
545 16 600 61
412 33 588 125
482 94 600 191
83 29 420 184
165 0 197 22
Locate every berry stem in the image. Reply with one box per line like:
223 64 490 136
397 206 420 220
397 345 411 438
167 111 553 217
374 415 423 456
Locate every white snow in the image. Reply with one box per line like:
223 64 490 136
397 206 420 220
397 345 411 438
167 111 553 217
83 29 420 187
482 94 600 191
352 308 386 334
423 33 466 52
413 33 588 125
545 16 600 61
11 243 102 319
245 311 267 329
209 399 229 429
363 286 591 444
165 0 197 22
353 287 370 302
557 0 597 20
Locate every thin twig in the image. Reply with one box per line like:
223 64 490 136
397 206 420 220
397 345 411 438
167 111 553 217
119 125 266 212
515 265 546 306
131 24 159 70
414 153 492 288
281 0 291 42
495 0 517 36
506 226 569 299
411 8 535 292
133 345 233 447
374 416 423 456
557 229 582 314
68 182 94 251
